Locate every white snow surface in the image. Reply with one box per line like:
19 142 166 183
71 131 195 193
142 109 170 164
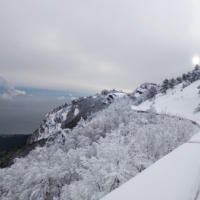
136 80 200 124
189 132 200 143
74 108 79 117
101 136 200 200
113 92 127 97
130 105 148 112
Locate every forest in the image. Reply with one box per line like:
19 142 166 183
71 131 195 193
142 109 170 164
0 98 198 200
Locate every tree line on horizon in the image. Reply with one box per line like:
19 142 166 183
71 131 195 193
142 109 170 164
134 65 200 104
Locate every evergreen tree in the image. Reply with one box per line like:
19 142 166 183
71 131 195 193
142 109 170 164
182 73 187 82
194 65 200 71
176 76 182 84
160 79 169 93
190 65 200 82
101 90 109 96
186 72 191 82
169 78 176 89
146 86 157 99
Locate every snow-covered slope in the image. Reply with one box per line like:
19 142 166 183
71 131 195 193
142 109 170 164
135 80 200 124
101 133 200 200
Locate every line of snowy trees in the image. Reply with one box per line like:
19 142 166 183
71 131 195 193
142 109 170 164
0 98 198 200
134 65 200 104
160 65 200 94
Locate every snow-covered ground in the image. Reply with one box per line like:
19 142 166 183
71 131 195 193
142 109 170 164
74 108 79 117
101 133 200 200
134 80 200 124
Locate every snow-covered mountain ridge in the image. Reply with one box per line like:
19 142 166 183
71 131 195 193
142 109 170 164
27 91 127 144
134 80 200 124
27 82 161 145
25 65 200 147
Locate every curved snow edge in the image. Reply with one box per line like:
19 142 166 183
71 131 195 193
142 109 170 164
101 133 200 200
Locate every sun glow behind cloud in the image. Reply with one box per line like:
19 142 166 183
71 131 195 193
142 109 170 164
192 56 200 65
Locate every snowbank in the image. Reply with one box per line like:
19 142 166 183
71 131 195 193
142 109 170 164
189 132 200 143
130 105 148 112
101 133 200 200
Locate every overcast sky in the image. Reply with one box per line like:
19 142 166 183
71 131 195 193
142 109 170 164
0 0 200 94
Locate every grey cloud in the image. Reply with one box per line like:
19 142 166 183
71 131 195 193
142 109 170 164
0 0 200 93
0 90 26 100
0 75 26 100
1 90 26 100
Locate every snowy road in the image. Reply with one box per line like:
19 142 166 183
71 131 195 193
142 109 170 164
101 133 200 200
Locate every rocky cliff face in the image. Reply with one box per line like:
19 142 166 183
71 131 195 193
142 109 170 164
27 91 128 144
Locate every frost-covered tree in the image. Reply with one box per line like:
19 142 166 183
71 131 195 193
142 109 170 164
182 73 187 82
160 79 169 93
176 76 182 84
101 89 109 96
186 71 191 81
145 86 157 99
181 72 191 89
168 78 176 89
190 65 200 82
